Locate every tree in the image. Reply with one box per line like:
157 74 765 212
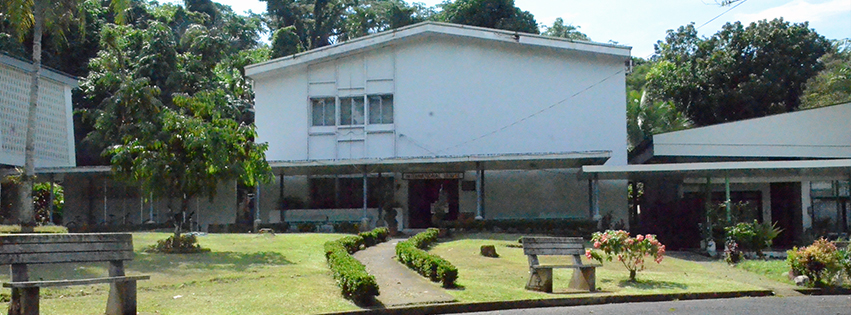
627 90 691 148
271 25 302 58
0 0 128 230
107 89 271 237
801 39 851 108
436 0 538 34
647 19 831 126
542 17 588 41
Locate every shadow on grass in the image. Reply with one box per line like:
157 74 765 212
129 251 293 273
617 279 688 290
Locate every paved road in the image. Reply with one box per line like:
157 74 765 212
457 296 851 315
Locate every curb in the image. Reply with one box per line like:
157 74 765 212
320 290 774 315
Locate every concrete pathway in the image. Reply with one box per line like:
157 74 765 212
352 238 456 307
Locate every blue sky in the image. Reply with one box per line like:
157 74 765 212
164 0 851 58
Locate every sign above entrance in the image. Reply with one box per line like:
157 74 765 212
403 172 464 180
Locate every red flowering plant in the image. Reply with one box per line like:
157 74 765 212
586 230 666 282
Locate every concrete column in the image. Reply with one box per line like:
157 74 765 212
725 175 731 223
475 162 485 220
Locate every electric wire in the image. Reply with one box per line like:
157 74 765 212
698 0 749 29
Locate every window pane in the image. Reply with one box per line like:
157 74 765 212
311 100 324 126
381 95 393 124
340 98 352 125
352 97 365 125
368 95 382 124
324 98 335 126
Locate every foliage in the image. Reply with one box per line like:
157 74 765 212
626 89 690 148
541 17 588 41
30 182 63 224
358 227 389 247
787 238 843 287
647 19 831 126
448 218 597 236
801 39 851 108
323 228 388 305
436 0 538 34
0 225 68 234
396 228 458 288
587 230 666 281
333 221 360 234
725 220 782 258
270 25 303 58
724 240 742 264
145 234 209 254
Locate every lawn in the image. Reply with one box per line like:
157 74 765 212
429 233 794 302
0 232 799 315
0 232 362 315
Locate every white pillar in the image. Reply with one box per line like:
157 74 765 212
475 162 485 220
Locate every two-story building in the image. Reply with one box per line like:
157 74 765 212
246 22 632 230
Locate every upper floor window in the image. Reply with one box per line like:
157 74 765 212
339 96 365 126
311 97 336 126
368 95 393 124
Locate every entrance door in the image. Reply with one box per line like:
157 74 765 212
408 179 459 228
771 182 802 247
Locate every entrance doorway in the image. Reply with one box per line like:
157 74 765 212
771 182 802 247
408 179 459 228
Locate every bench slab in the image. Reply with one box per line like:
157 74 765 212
4 275 151 288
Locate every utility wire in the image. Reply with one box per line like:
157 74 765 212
436 69 626 154
698 0 749 29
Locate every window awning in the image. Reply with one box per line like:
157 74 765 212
579 159 851 181
270 151 611 176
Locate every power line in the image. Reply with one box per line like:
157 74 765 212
698 0 749 30
435 69 626 154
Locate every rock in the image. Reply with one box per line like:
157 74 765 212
480 245 499 258
794 275 810 287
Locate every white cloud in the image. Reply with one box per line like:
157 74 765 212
734 0 850 24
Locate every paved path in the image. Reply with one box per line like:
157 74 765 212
352 238 456 307
453 295 851 315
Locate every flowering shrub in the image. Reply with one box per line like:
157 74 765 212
586 230 666 281
787 238 843 287
724 240 743 264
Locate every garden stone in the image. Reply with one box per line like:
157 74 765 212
794 275 810 287
480 245 499 258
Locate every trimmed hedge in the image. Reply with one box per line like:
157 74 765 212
323 227 389 305
359 227 389 247
395 228 458 288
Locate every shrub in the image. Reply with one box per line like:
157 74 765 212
146 234 210 254
0 225 67 234
297 223 316 232
323 228 389 305
788 238 843 287
395 228 458 288
725 220 782 258
358 227 389 247
449 218 596 236
333 222 359 234
724 240 743 265
587 230 666 282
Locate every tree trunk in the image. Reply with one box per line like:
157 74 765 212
20 2 45 233
629 269 637 282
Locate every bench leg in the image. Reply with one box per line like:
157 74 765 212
525 268 553 293
106 280 137 315
8 287 39 315
569 267 597 292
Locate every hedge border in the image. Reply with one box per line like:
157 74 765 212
395 228 458 288
323 227 389 305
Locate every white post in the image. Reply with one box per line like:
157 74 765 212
254 184 261 232
475 162 485 220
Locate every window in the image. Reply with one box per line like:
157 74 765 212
311 98 336 126
339 96 365 126
309 176 394 208
368 95 393 124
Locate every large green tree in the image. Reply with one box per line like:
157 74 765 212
436 0 538 34
801 39 851 108
647 19 831 126
542 17 588 41
0 0 128 230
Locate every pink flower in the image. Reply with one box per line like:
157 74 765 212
636 235 644 241
593 241 601 248
585 249 593 259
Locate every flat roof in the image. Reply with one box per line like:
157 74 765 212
246 21 631 79
579 159 851 180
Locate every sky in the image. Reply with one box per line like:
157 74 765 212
163 0 851 58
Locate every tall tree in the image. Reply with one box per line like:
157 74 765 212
801 39 851 108
542 17 588 41
436 0 538 34
647 19 830 126
0 0 128 230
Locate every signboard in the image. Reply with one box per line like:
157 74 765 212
403 172 464 180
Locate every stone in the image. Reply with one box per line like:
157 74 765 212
794 275 810 287
480 245 499 258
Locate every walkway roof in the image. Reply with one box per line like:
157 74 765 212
579 159 851 181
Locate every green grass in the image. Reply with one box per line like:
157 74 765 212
429 233 786 302
1 232 361 315
737 259 793 284
0 225 68 233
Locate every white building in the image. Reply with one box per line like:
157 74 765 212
247 22 632 229
584 102 851 248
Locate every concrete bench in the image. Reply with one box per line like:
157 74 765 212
0 233 150 315
521 236 601 293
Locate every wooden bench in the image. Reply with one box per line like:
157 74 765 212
0 233 150 315
521 236 601 293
